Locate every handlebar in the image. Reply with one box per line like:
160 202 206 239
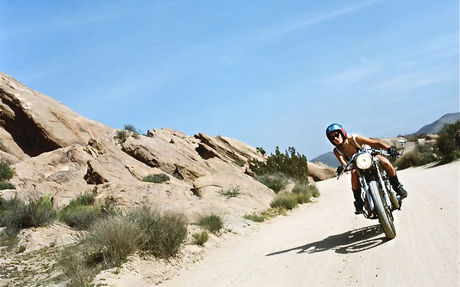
336 147 396 179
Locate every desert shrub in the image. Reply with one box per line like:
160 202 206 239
196 212 224 234
291 184 312 204
128 206 188 259
292 182 320 201
256 147 267 155
436 120 460 163
310 185 320 198
396 148 438 170
255 173 288 193
142 173 170 183
59 204 101 230
192 231 209 246
270 193 298 210
250 146 308 183
59 193 119 230
0 195 56 237
243 213 265 222
0 182 15 190
395 151 420 170
124 124 141 134
0 161 15 190
218 186 240 198
235 160 245 167
81 216 145 268
0 161 14 182
415 142 434 153
59 246 99 286
115 130 128 144
60 207 187 284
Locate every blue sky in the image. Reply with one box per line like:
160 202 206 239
1 0 458 159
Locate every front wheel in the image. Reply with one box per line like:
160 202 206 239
369 181 396 239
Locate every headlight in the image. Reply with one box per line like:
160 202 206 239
356 153 373 170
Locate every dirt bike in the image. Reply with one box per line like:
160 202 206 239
337 140 406 240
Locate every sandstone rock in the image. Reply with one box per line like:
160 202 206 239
0 72 114 157
0 72 333 260
307 161 336 181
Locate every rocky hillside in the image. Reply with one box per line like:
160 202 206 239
0 71 332 224
0 72 329 285
0 72 278 220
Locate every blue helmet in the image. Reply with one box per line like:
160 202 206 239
326 123 347 146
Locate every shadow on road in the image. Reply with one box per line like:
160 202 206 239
266 224 390 256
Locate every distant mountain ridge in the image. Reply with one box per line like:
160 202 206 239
413 112 460 135
311 112 460 167
311 151 340 167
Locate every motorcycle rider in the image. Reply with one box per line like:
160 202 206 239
326 123 408 214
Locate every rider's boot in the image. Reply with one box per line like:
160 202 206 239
390 175 408 199
353 189 364 214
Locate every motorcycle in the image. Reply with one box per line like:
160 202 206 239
337 140 406 240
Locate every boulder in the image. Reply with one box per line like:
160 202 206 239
307 162 336 181
0 72 114 157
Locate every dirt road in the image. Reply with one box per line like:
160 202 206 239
160 161 459 287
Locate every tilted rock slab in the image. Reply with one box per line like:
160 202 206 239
0 72 275 230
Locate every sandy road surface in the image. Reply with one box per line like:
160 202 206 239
160 161 459 287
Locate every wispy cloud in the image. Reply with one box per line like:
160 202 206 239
369 70 454 94
327 64 379 84
246 0 384 45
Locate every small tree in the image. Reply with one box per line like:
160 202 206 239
436 120 460 163
251 146 309 182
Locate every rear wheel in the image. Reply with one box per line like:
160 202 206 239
369 181 396 239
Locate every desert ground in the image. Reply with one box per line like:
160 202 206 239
155 161 459 287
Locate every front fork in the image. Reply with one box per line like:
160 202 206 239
360 176 374 218
375 159 400 210
359 162 398 218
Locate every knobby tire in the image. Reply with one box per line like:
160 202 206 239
369 180 396 239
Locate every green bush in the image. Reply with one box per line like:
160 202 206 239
270 193 298 210
218 186 240 198
255 173 288 193
310 185 320 198
58 193 117 230
192 231 209 246
82 216 145 268
59 246 99 286
115 130 128 144
436 120 460 163
124 124 141 134
0 182 15 190
196 212 224 234
243 213 265 222
396 149 438 170
395 151 420 170
142 174 170 183
59 204 102 230
59 206 188 285
128 206 188 259
292 182 320 202
0 161 15 190
0 195 57 237
0 161 14 182
250 146 308 183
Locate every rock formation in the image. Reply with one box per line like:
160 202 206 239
0 72 279 223
0 71 334 228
